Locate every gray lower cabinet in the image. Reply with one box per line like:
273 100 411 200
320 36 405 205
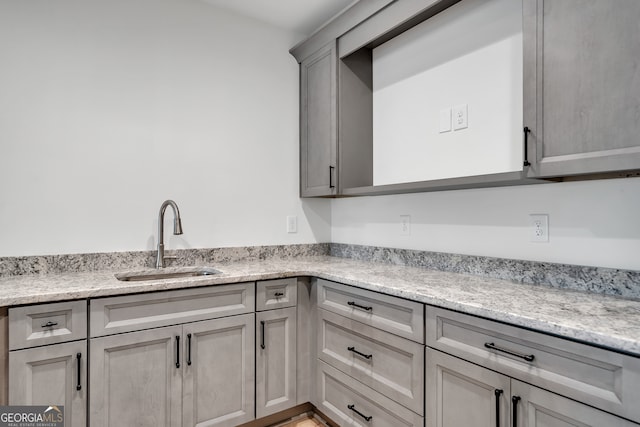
426 348 509 427
427 348 640 427
523 0 640 178
9 340 87 427
90 314 255 427
300 41 337 197
256 307 297 418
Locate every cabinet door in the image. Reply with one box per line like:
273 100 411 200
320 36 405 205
183 314 255 427
9 340 86 427
524 0 640 178
426 349 510 427
90 326 183 427
256 307 297 418
512 380 639 427
300 41 338 197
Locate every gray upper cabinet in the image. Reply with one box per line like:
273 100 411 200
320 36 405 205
524 0 640 178
300 41 338 197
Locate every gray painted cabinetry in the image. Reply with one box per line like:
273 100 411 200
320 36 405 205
524 0 640 179
294 0 640 197
300 42 337 197
425 306 640 426
256 278 298 418
89 284 256 427
314 279 425 426
8 300 87 427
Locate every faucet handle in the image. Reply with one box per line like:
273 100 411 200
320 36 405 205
164 255 178 263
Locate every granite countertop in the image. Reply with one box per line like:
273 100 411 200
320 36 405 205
1 256 639 356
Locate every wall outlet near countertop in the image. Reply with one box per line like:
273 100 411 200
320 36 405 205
529 214 549 242
400 215 411 236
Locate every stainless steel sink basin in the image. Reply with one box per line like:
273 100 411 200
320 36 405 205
115 267 221 282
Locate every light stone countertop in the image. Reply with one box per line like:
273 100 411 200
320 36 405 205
1 256 639 356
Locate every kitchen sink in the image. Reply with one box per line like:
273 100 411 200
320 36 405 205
115 266 221 282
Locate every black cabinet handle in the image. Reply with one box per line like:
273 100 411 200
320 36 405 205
42 321 58 328
495 389 503 427
187 333 192 366
523 126 531 167
76 353 82 391
329 166 335 188
175 336 180 369
347 301 372 311
274 292 284 297
260 321 266 350
347 404 372 422
512 395 521 427
484 342 535 362
347 346 372 360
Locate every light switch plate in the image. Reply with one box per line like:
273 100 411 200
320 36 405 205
439 108 452 133
452 104 468 130
286 216 297 233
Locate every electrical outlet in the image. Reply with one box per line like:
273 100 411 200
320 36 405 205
400 215 411 236
529 214 549 242
286 216 297 233
452 104 468 130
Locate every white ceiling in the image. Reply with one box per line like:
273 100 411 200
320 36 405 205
201 0 357 36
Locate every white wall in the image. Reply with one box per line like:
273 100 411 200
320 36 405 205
373 0 523 185
0 0 331 256
331 177 640 270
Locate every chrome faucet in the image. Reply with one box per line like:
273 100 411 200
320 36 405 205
156 200 183 268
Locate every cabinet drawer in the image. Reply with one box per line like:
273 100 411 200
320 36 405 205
90 282 255 337
256 278 297 311
317 308 424 414
9 300 87 350
316 360 423 427
426 306 640 423
316 279 424 343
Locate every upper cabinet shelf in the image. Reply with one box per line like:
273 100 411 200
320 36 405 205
291 0 640 198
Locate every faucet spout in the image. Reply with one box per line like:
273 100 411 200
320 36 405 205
156 200 184 268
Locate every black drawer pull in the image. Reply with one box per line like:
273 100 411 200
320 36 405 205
347 346 372 360
347 404 372 422
76 353 82 391
495 389 503 427
347 301 372 311
260 321 266 350
274 292 284 297
175 336 181 369
42 321 58 328
512 395 521 427
484 342 535 362
329 166 335 189
523 126 531 167
187 333 192 366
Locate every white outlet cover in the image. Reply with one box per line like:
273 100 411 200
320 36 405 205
529 214 549 242
400 215 411 236
439 108 451 133
452 104 468 131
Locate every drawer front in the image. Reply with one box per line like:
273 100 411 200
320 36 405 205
316 360 423 427
9 300 87 350
426 306 640 423
90 282 255 337
256 278 297 311
317 308 424 414
316 279 424 343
